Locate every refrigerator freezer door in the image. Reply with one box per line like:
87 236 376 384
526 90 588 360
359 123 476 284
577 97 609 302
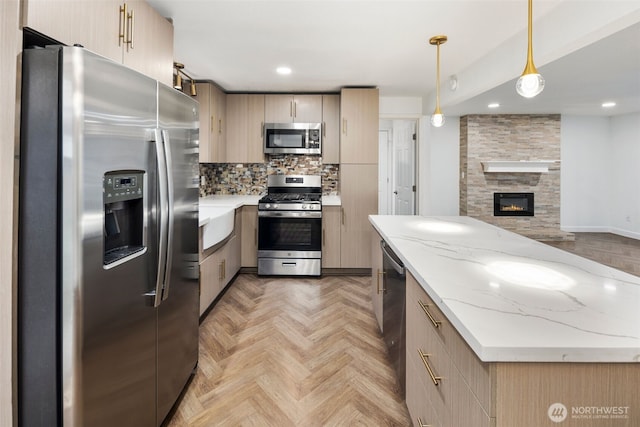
64 47 159 427
156 83 200 424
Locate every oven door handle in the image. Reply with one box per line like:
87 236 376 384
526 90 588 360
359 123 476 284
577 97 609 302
258 211 322 218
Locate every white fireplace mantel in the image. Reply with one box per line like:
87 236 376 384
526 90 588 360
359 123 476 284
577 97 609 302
481 160 557 173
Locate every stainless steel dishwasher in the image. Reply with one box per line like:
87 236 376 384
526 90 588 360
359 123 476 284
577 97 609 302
381 240 406 397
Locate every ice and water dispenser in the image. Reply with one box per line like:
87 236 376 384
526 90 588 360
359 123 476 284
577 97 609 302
103 170 145 266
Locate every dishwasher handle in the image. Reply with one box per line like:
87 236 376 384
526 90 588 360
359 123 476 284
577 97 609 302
381 240 405 275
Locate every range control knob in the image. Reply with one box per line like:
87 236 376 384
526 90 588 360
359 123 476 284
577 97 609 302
302 204 308 209
265 204 271 209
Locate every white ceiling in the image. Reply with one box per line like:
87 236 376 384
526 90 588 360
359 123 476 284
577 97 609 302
148 0 640 117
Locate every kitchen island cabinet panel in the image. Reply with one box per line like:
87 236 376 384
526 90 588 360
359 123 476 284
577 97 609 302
371 216 640 427
226 94 265 163
370 229 383 331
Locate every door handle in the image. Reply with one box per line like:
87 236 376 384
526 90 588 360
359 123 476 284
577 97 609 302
153 129 169 308
160 130 174 301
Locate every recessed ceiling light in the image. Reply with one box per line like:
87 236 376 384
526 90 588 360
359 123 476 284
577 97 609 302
276 66 292 75
602 101 616 108
488 103 500 108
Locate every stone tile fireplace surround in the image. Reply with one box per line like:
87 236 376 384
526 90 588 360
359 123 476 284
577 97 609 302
460 114 573 241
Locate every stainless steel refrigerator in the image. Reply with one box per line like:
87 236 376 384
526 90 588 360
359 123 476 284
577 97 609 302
18 46 200 427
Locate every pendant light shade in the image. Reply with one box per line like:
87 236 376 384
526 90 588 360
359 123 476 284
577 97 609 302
516 0 544 98
429 35 447 128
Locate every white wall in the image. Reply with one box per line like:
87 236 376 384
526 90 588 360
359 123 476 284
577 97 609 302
379 97 460 216
561 113 640 239
610 113 640 238
560 116 611 230
418 116 460 215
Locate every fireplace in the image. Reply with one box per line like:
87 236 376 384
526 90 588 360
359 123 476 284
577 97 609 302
494 193 534 216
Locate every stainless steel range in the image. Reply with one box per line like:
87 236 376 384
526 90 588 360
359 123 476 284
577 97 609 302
258 175 322 276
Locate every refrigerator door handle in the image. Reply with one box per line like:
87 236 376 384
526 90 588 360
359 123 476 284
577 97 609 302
160 129 174 301
154 129 169 307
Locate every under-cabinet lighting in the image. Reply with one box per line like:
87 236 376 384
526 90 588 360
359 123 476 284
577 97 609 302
602 101 616 108
488 103 500 108
276 66 292 75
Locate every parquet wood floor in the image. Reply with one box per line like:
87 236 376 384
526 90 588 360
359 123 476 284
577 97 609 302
164 275 410 427
544 232 640 277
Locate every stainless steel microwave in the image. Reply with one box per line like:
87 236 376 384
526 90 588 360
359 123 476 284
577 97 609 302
263 122 321 155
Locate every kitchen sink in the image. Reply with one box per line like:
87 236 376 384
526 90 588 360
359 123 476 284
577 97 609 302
199 205 235 250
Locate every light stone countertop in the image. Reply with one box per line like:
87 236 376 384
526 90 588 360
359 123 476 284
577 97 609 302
199 194 341 227
369 215 640 363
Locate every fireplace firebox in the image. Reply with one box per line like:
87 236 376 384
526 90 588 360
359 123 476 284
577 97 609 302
494 193 534 216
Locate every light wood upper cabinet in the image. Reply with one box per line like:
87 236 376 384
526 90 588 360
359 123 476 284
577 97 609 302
264 94 322 123
194 82 226 163
22 1 174 85
226 94 265 163
340 88 379 164
322 94 340 164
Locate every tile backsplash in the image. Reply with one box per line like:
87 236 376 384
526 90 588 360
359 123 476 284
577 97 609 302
200 155 339 196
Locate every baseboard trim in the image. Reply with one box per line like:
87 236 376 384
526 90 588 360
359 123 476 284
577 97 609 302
561 226 640 241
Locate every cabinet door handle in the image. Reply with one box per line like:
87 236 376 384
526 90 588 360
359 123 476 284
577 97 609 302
418 300 442 329
322 228 325 246
376 270 385 294
290 100 293 118
418 350 441 386
222 259 226 280
417 417 432 427
342 118 347 135
126 7 135 50
261 122 264 138
219 118 222 134
341 207 345 225
218 260 224 281
293 100 297 118
254 227 257 246
210 115 214 133
118 3 127 46
322 122 326 138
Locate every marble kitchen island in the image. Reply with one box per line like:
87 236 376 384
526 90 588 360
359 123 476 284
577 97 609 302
369 215 639 427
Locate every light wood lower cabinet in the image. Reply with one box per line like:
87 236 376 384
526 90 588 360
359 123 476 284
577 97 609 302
321 206 341 268
406 271 639 427
240 205 258 268
370 229 383 331
340 164 377 268
199 210 240 316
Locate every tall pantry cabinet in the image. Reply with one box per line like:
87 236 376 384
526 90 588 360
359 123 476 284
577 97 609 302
339 88 379 269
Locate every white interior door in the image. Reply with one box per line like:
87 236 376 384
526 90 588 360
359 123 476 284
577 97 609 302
392 120 416 215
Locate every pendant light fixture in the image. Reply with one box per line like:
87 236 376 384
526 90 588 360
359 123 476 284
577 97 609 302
516 0 544 98
429 35 447 127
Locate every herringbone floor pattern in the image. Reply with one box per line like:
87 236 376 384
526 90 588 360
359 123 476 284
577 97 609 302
165 275 410 427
